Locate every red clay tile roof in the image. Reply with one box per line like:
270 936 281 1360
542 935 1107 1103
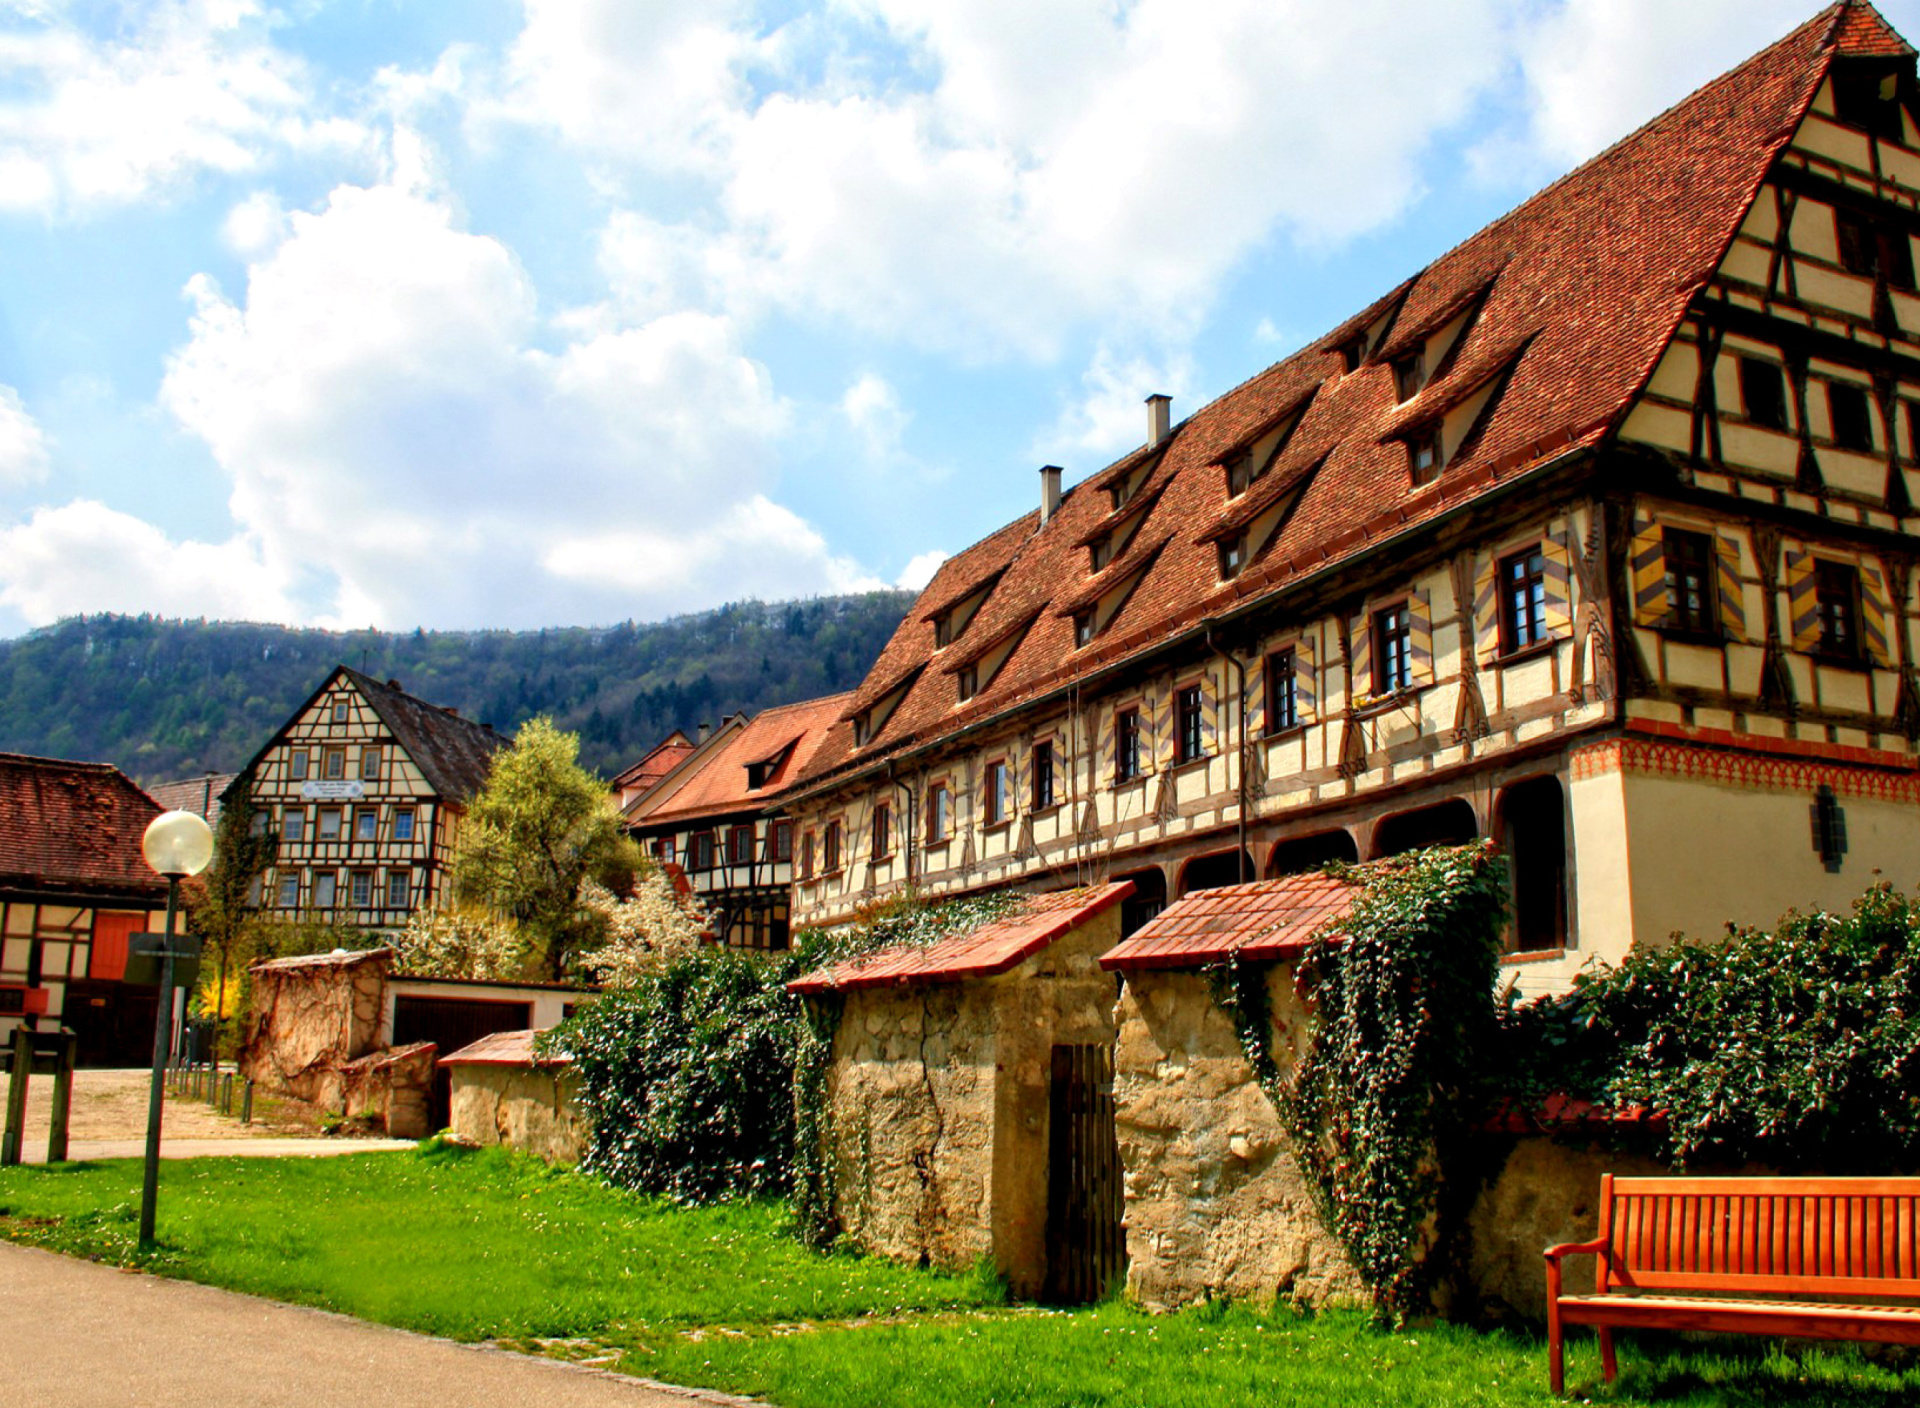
611 732 695 794
788 881 1134 993
795 4 1867 794
633 692 854 826
437 1029 571 1068
1101 873 1357 971
0 753 166 902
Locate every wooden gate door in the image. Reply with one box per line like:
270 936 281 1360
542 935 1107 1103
1044 1043 1126 1302
392 996 532 1129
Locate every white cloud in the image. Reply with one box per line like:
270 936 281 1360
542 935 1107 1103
1032 341 1196 463
0 499 296 626
220 188 286 256
894 548 947 590
841 372 910 462
502 0 1513 358
150 170 870 629
1495 0 1820 171
0 385 51 486
0 0 373 214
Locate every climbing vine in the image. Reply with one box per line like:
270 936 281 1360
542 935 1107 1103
1213 843 1508 1325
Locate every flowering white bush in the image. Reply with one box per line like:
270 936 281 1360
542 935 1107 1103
575 866 710 988
389 904 530 981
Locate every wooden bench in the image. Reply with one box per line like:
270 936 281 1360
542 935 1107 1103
1545 1175 1920 1395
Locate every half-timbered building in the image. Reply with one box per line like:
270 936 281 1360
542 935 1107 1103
0 753 167 1065
623 694 850 950
232 667 508 931
783 3 1920 994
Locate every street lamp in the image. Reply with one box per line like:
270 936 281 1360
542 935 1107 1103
139 809 213 1248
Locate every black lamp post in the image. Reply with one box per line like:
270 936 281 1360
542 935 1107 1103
139 809 213 1248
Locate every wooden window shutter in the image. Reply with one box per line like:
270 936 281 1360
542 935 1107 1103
1785 549 1822 652
1861 564 1896 666
1201 674 1220 751
1349 615 1374 700
1148 690 1170 773
1631 511 1669 626
1472 555 1501 665
1245 656 1267 728
1297 634 1319 717
1409 590 1436 684
1714 531 1747 641
1098 708 1116 782
1541 534 1574 637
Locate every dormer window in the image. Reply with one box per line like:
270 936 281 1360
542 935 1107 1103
1089 534 1114 571
933 612 954 648
1340 336 1367 373
1074 611 1095 648
1218 532 1248 581
1833 61 1907 142
957 664 979 701
1410 427 1444 484
1226 453 1255 497
746 760 774 789
1393 353 1426 402
852 713 872 747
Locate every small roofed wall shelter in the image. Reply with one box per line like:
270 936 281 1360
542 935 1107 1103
623 695 851 951
0 753 168 1066
439 1029 587 1164
778 3 1920 998
230 665 509 934
788 884 1131 1300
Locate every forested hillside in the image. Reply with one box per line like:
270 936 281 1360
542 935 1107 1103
0 593 914 787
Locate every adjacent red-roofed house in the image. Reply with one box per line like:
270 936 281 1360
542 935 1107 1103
0 752 167 1065
608 730 693 812
623 694 851 950
786 884 1132 1299
780 2 1920 1001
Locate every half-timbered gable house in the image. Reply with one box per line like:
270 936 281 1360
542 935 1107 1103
233 667 508 931
784 3 1920 993
624 694 851 950
0 753 166 1064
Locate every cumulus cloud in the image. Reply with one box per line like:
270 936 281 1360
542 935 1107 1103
0 0 371 214
503 0 1513 358
0 386 51 486
140 170 871 629
0 500 296 626
1495 0 1820 171
841 372 911 463
894 548 948 591
1032 341 1197 463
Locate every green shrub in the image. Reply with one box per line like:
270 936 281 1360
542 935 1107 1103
1508 883 1920 1171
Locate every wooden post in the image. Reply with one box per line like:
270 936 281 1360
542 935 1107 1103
46 1031 77 1164
2 1028 30 1166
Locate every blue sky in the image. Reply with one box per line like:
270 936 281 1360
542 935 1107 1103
0 0 1902 636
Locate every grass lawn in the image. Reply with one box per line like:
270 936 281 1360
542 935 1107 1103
4 1144 1918 1407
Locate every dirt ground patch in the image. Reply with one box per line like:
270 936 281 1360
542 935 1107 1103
16 1068 318 1144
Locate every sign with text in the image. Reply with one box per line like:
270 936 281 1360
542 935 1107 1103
123 932 203 989
301 780 366 800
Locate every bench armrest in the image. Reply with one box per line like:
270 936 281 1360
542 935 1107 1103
1544 1236 1611 1303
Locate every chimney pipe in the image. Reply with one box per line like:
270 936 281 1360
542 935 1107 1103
1146 393 1171 448
1039 465 1063 525
698 720 713 743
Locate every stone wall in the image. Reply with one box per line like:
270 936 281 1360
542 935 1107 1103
823 906 1121 1296
449 1061 588 1163
339 1041 437 1140
1114 964 1363 1311
241 948 392 1107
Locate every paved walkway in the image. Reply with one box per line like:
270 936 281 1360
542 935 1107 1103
0 1242 759 1408
21 1135 416 1163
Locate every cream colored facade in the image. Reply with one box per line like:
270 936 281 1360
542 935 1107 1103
788 63 1920 992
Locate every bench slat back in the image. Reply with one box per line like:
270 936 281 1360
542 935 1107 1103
1599 1176 1920 1298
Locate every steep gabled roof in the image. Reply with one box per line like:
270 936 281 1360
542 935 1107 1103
629 692 854 827
797 3 1873 792
224 666 510 805
0 753 166 902
146 772 239 827
610 730 695 796
788 882 1133 993
340 668 510 802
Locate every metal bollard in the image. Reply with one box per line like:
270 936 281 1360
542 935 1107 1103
241 1077 253 1126
221 1073 233 1115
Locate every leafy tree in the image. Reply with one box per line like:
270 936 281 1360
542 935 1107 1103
186 770 278 1068
452 717 642 980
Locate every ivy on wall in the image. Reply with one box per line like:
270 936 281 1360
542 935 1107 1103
1212 843 1509 1325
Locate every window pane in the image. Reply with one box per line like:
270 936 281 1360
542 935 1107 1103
1267 650 1297 733
387 872 410 908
